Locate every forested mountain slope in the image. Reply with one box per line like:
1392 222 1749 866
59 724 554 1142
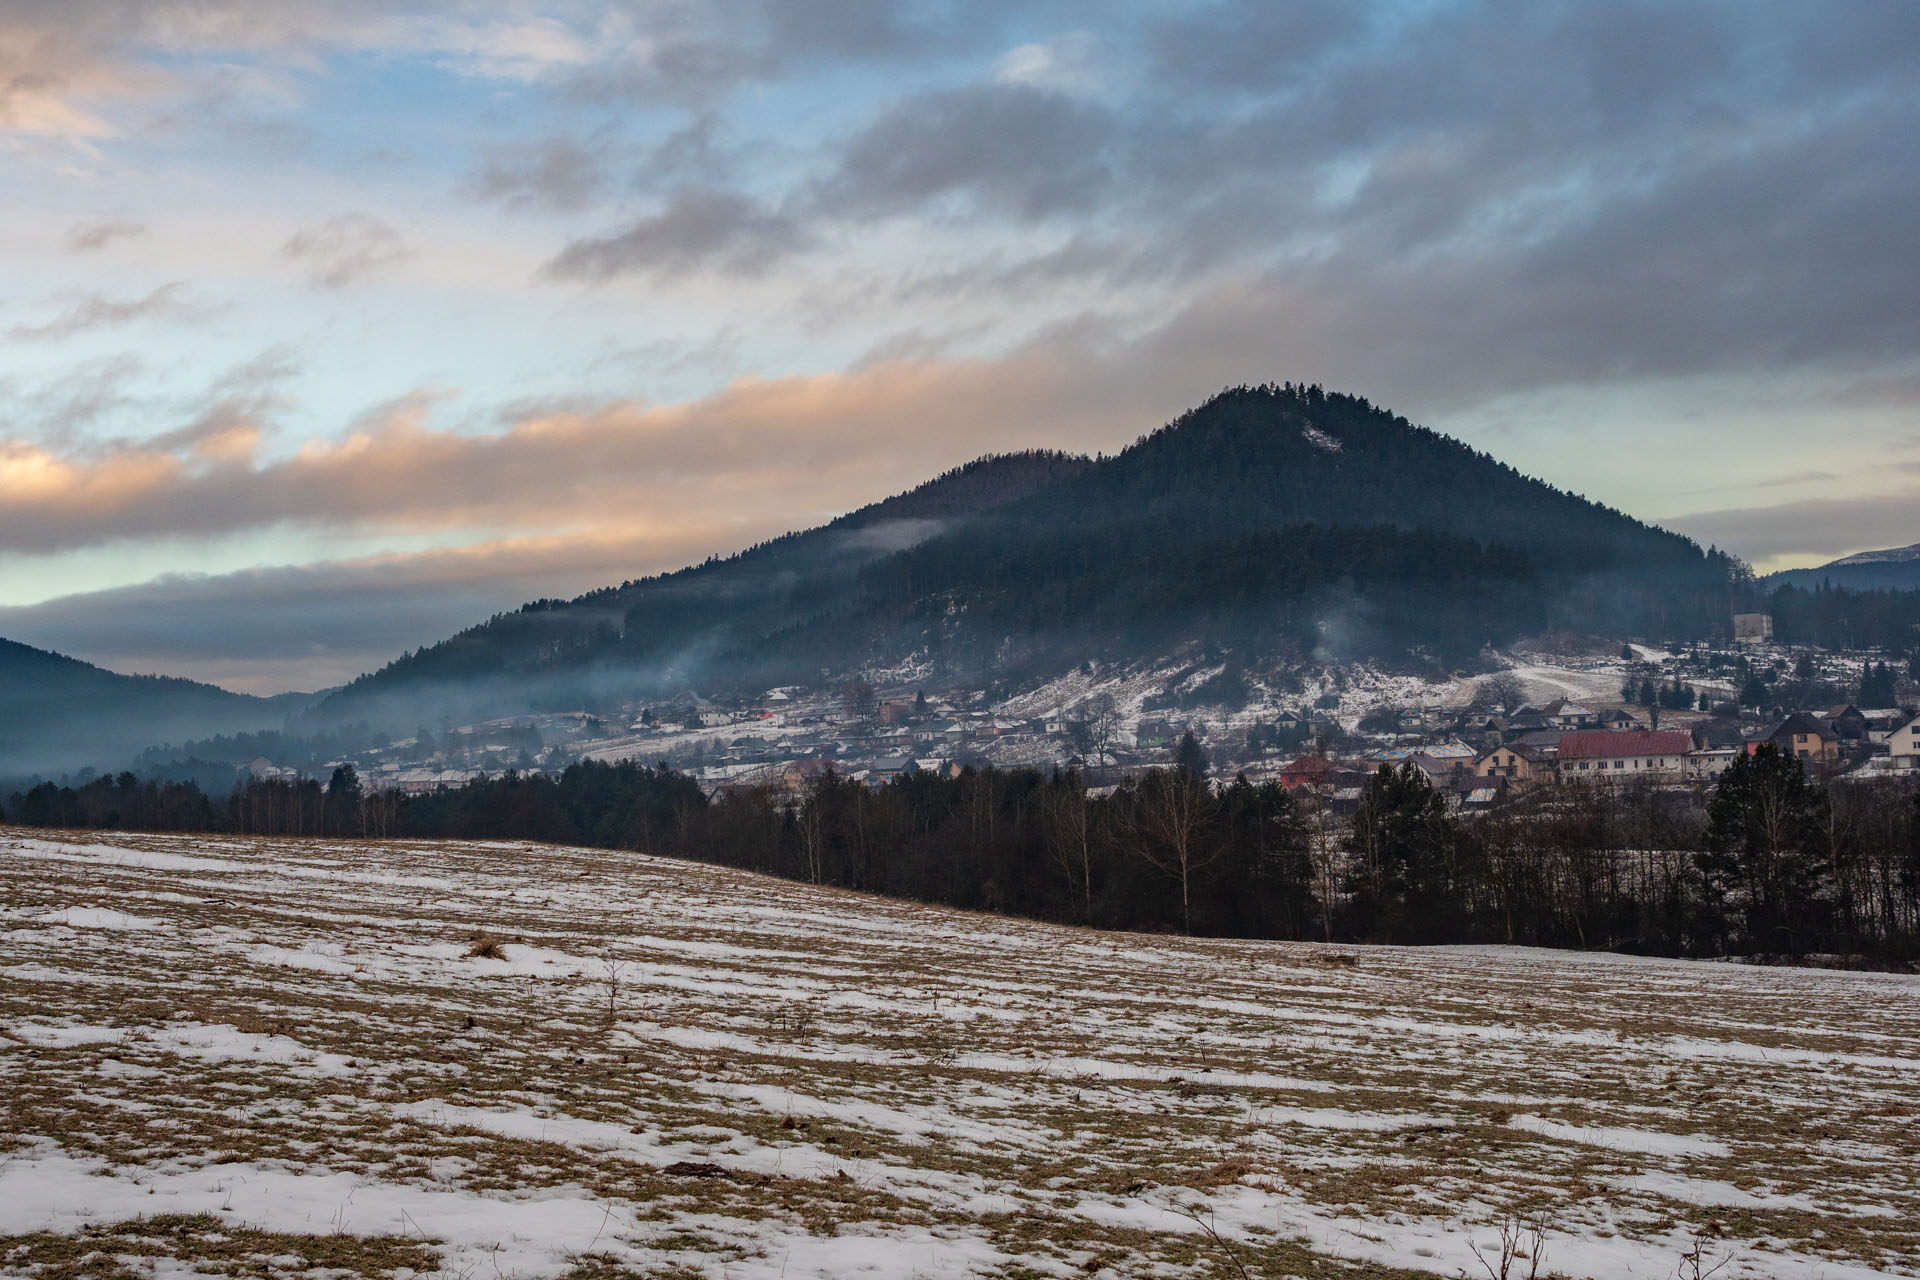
308 385 1739 731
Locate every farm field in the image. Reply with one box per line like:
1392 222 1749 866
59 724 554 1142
2 828 1917 1280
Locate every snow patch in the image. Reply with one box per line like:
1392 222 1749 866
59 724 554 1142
1301 423 1342 452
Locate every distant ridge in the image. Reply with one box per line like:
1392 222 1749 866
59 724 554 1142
1767 541 1920 591
0 639 308 779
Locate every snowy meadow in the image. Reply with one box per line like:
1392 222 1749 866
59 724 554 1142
2 828 1916 1279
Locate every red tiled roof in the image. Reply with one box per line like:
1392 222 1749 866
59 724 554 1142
1557 730 1693 760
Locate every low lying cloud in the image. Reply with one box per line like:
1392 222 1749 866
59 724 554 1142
0 531 742 693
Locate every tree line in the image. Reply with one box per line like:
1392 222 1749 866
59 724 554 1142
8 746 1918 964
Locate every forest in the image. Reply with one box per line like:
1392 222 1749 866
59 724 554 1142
10 745 1917 965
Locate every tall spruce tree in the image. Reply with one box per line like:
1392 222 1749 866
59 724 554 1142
1700 743 1830 955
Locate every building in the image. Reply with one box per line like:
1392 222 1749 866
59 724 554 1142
1279 755 1337 790
1135 719 1176 749
1769 712 1840 766
1556 730 1695 781
1886 715 1920 770
1686 747 1741 780
1472 743 1544 789
782 758 835 792
1538 699 1600 728
1733 612 1774 644
1817 704 1870 742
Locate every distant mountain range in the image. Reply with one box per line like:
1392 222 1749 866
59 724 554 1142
0 639 313 780
1768 543 1920 591
1 384 1757 774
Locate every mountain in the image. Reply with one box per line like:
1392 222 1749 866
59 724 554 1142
1768 542 1920 591
0 640 311 781
307 385 1738 733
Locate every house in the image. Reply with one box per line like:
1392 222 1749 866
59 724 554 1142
1886 715 1920 770
1594 707 1639 729
1503 709 1549 735
1555 730 1695 781
1732 612 1774 644
1506 728 1567 759
1135 719 1176 749
1279 755 1337 790
1862 707 1909 739
1539 699 1599 728
1472 743 1544 788
782 758 835 792
1686 747 1741 780
1769 712 1840 766
1818 704 1870 742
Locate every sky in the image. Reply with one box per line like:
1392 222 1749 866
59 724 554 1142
2 1 1918 694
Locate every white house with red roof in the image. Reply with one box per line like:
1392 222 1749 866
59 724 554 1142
1555 729 1695 781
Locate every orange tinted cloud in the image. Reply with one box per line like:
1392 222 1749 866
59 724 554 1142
0 343 1210 555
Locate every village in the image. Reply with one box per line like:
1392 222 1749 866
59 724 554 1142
267 615 1920 813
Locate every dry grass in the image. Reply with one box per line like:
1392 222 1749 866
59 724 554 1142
3 826 1918 1279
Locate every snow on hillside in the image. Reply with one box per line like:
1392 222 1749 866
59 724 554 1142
4 830 1917 1279
1832 543 1920 566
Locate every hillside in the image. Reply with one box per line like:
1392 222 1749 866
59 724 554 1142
4 828 1916 1278
310 385 1739 732
0 640 309 780
1770 542 1920 591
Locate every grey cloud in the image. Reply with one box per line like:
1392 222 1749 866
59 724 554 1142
811 1 1920 404
282 213 411 289
6 283 207 342
0 560 558 695
815 83 1118 221
569 0 1027 104
543 187 807 280
0 530 797 695
1667 492 1920 567
469 138 606 211
65 218 147 252
0 351 147 444
1145 0 1368 90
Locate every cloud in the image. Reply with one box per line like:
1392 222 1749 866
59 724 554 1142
65 218 147 252
1669 492 1920 569
0 323 1198 557
281 213 411 288
814 83 1119 221
469 138 606 211
6 283 208 342
564 0 1020 105
544 187 807 280
994 32 1102 92
0 532 737 694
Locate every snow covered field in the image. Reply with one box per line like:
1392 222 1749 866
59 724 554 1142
3 829 1917 1280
